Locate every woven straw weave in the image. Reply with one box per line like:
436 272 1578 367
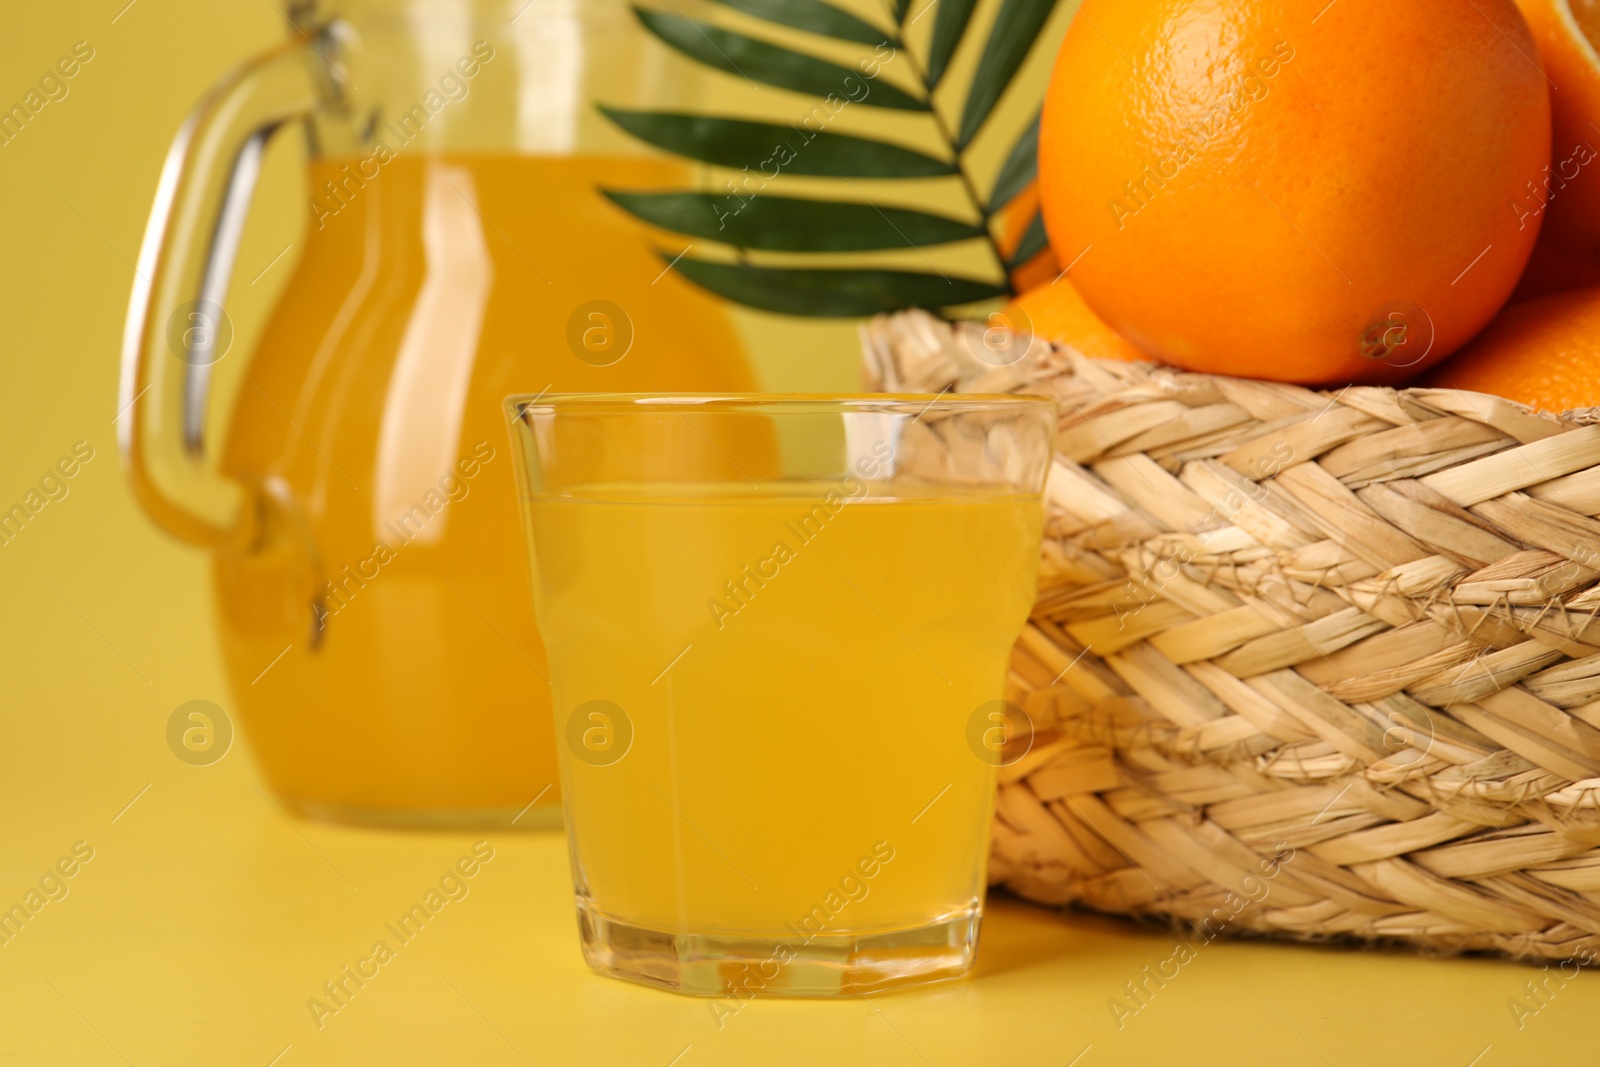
863 309 1600 963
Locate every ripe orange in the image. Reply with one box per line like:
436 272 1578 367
1509 0 1600 298
1419 283 1600 413
1037 0 1551 385
1003 280 1149 363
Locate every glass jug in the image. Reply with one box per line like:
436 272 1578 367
120 0 754 827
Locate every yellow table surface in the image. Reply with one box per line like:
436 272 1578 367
4 780 1596 1067
2 3 1596 1065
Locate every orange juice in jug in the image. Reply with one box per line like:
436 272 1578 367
215 153 753 824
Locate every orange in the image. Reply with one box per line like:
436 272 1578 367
1419 283 1600 413
992 185 1146 361
1037 0 1551 385
1509 0 1600 299
1002 280 1149 363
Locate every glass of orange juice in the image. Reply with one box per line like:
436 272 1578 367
506 394 1055 996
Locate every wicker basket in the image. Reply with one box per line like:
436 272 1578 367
863 309 1600 964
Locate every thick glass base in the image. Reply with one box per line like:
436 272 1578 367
576 897 982 997
286 798 563 831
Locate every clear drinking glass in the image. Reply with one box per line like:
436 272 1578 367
506 394 1055 996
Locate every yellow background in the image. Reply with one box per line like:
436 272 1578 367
1 2 1595 1064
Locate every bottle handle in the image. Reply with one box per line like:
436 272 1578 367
118 30 339 552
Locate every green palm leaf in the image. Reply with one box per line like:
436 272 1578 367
988 111 1040 213
599 108 959 177
668 257 1007 316
599 0 1067 318
925 0 979 90
636 9 927 110
604 191 985 251
1006 211 1048 268
956 0 1058 149
708 0 890 46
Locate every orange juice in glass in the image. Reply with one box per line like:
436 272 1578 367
507 395 1054 995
